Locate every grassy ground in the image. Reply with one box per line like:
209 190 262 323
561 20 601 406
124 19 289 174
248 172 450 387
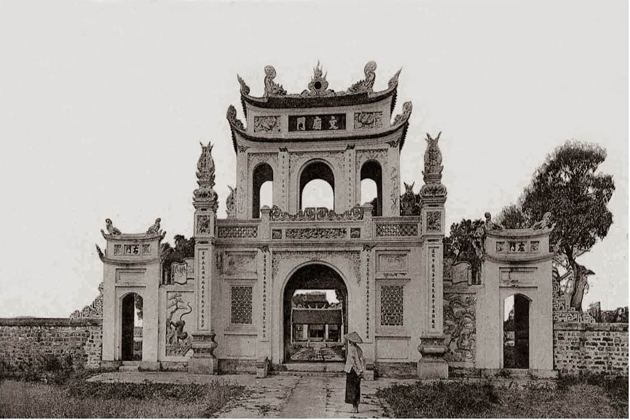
377 375 629 418
0 374 245 418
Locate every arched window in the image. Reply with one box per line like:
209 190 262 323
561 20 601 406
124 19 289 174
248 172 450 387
503 294 531 369
252 163 273 218
299 161 335 210
360 161 382 216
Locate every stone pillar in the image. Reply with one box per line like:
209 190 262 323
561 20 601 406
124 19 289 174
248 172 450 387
417 132 449 379
189 142 220 375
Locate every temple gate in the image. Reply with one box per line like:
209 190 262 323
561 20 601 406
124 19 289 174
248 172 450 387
95 61 556 379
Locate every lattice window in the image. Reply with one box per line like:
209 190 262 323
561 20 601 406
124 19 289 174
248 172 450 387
380 285 404 326
231 286 253 324
376 224 418 237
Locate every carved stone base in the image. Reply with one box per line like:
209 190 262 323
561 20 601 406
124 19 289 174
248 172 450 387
256 356 269 378
418 336 449 379
188 332 219 375
417 358 449 379
188 357 219 375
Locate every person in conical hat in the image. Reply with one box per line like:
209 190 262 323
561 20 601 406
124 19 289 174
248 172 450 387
343 331 366 413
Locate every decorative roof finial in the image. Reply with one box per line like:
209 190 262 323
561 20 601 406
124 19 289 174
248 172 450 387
196 142 215 187
263 65 286 96
237 74 250 95
484 212 503 231
347 60 377 93
193 142 219 211
419 132 447 199
104 218 121 235
532 212 555 230
393 101 413 125
388 68 402 89
146 218 162 235
303 61 334 96
226 105 245 130
423 132 443 183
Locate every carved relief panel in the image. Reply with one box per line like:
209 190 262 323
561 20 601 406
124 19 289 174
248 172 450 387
376 252 409 275
219 251 258 277
165 291 194 357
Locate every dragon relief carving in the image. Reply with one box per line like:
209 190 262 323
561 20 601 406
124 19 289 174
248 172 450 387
444 294 477 363
254 116 281 133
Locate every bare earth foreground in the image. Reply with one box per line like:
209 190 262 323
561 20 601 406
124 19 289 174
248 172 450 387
87 372 411 418
1 372 627 418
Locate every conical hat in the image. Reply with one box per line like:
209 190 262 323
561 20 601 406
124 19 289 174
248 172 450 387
344 331 363 344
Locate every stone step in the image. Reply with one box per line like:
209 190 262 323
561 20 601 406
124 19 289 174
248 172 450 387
281 362 345 372
118 364 140 372
270 370 345 378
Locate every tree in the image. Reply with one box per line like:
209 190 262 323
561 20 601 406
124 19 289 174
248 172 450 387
444 218 485 283
495 203 530 229
161 235 196 285
499 141 615 311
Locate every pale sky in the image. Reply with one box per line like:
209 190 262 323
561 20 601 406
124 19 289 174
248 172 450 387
0 0 627 317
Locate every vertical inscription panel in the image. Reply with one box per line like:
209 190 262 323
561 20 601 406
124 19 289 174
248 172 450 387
261 251 269 341
428 247 438 332
197 248 211 332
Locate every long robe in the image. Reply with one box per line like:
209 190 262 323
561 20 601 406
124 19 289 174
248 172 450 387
344 343 365 405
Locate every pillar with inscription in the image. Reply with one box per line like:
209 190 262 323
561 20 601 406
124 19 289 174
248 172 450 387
188 142 220 374
418 132 449 379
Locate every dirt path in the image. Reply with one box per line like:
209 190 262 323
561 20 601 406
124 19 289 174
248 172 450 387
89 372 416 418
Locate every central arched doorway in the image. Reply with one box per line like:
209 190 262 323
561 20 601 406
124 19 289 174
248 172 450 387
283 263 348 363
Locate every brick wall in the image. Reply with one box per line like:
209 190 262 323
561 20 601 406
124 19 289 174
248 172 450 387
554 322 628 376
0 318 103 374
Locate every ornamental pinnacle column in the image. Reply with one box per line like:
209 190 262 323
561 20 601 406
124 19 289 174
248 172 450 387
189 141 220 374
418 132 449 379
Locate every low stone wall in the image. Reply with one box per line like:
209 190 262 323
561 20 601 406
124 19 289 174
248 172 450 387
0 318 103 374
554 322 628 376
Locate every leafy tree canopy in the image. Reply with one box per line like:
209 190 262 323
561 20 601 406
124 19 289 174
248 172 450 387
444 218 485 283
161 234 196 284
496 140 615 310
